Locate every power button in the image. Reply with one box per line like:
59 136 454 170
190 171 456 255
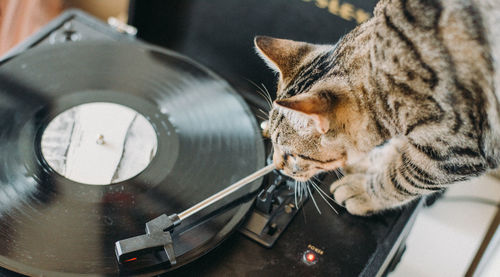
302 250 318 265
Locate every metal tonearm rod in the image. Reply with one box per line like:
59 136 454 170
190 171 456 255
114 164 276 266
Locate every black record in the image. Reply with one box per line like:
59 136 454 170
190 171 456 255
0 42 265 276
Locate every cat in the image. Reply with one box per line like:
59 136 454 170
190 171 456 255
254 0 500 216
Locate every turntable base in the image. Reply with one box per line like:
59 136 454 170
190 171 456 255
0 9 422 277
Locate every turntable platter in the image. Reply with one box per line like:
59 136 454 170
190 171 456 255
0 42 265 276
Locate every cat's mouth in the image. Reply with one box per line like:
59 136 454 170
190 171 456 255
278 168 323 182
278 158 345 181
283 173 312 182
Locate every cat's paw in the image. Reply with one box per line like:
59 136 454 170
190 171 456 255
330 174 382 216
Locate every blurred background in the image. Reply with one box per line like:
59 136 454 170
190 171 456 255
0 0 376 98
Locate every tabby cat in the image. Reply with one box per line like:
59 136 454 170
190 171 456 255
254 0 500 215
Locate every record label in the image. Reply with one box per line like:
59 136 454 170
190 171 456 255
40 102 158 185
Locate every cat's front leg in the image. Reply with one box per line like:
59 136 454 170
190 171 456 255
329 139 406 215
330 138 441 216
330 171 413 216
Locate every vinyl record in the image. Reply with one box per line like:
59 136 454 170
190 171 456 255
0 42 265 276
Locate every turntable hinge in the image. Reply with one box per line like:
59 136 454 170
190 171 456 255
107 17 138 36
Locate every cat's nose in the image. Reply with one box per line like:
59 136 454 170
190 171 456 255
292 163 301 174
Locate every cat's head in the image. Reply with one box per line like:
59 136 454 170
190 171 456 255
255 36 383 181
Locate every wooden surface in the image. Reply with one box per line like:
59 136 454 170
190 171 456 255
0 0 63 56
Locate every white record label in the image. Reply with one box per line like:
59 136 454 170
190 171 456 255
40 102 158 185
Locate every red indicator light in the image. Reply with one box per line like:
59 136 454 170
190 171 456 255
302 250 318 265
124 257 137 263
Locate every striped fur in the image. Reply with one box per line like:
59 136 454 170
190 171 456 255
255 0 500 215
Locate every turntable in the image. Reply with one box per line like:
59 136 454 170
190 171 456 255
0 9 421 277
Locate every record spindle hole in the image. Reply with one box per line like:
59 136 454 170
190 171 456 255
40 102 158 185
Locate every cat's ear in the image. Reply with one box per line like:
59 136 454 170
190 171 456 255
254 36 313 80
274 92 335 134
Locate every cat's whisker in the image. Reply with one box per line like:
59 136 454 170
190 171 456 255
294 180 298 208
246 79 273 109
328 169 344 180
255 81 272 104
309 181 338 214
337 168 345 177
261 83 269 93
334 170 341 179
302 182 308 202
260 83 273 105
305 181 321 214
257 108 270 119
256 90 273 109
249 82 270 101
312 175 322 182
298 181 302 203
309 180 339 213
310 179 336 203
256 114 268 121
